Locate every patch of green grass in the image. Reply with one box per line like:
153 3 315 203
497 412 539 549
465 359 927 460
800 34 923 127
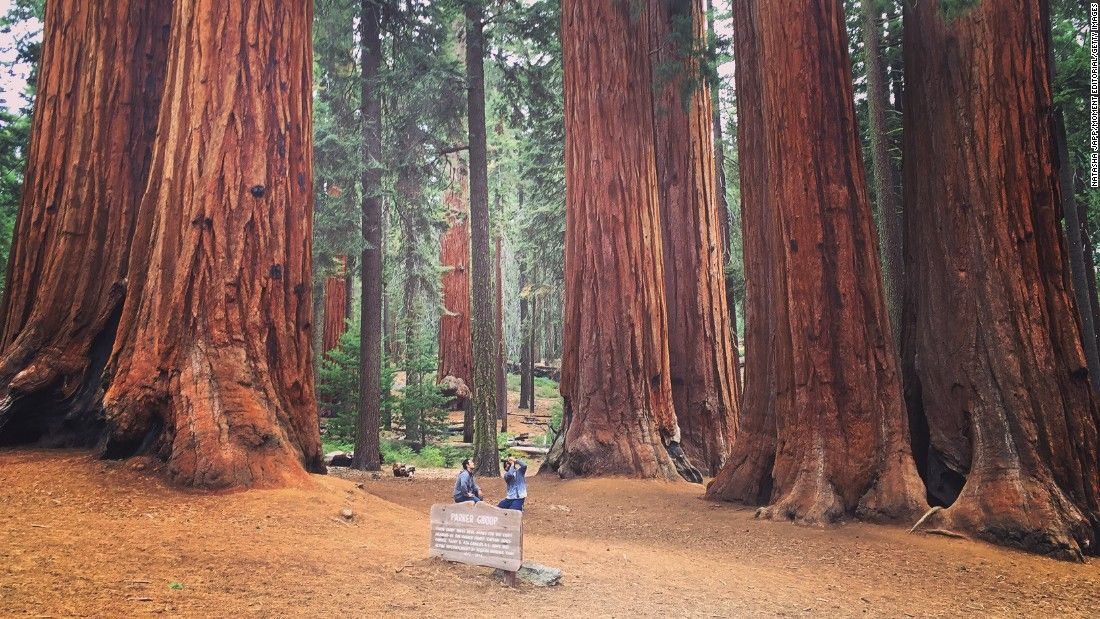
322 439 355 454
533 377 559 400
169 582 184 591
323 438 469 468
505 373 561 400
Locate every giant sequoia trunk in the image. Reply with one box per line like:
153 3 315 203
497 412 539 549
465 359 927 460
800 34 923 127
438 197 474 443
901 0 1100 560
102 0 323 488
322 256 349 353
548 0 697 482
0 0 170 446
650 0 741 477
706 0 926 523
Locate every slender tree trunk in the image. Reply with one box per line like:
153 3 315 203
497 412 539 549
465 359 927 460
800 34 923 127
401 210 421 443
547 0 698 482
707 0 742 388
1081 199 1100 360
495 231 508 432
311 276 326 370
901 0 1100 560
650 0 741 477
353 0 383 472
706 0 926 523
102 0 323 488
0 0 171 446
518 269 532 409
860 0 903 338
531 266 541 368
1049 29 1100 390
707 0 731 268
526 265 537 412
383 209 399 365
465 1 499 476
886 0 903 120
322 256 349 353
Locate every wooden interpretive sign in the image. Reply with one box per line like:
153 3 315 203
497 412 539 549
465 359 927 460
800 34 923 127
429 502 523 572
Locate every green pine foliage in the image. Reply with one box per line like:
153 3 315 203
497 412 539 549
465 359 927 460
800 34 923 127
0 0 43 295
399 325 449 447
317 321 399 444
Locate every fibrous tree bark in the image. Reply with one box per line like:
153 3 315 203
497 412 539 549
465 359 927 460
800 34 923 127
322 256 349 353
353 0 383 472
465 0 499 477
0 0 171 446
706 0 925 523
650 0 741 477
495 231 507 432
102 0 323 488
547 0 698 482
705 0 742 367
706 0 731 269
1049 29 1100 393
901 0 1100 560
518 268 532 410
438 186 474 443
859 0 903 338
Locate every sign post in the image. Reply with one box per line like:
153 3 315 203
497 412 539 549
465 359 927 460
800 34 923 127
429 502 523 584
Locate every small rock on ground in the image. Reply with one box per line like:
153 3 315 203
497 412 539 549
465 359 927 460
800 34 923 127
494 562 562 587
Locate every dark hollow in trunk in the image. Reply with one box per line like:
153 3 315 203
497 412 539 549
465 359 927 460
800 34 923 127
0 0 171 448
900 0 1100 560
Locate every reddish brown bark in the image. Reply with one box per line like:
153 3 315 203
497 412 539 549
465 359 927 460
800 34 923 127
548 0 697 482
322 256 348 353
706 0 925 523
438 175 474 443
650 0 741 477
901 0 1100 559
0 0 170 445
102 0 322 488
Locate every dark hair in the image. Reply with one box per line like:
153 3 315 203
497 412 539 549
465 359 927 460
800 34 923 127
462 458 474 469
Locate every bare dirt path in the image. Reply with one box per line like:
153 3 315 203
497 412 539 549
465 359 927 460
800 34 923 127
1 449 1098 617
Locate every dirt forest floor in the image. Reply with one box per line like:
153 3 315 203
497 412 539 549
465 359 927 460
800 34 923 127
1 450 1099 618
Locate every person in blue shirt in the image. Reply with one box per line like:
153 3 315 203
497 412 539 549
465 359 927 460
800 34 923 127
497 457 527 511
453 458 482 503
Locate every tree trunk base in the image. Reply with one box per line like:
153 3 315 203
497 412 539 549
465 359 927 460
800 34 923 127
104 343 325 489
709 450 926 525
544 408 701 483
704 428 775 506
918 473 1096 562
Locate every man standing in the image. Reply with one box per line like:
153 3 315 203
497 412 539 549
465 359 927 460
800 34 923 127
453 458 482 503
497 457 527 511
